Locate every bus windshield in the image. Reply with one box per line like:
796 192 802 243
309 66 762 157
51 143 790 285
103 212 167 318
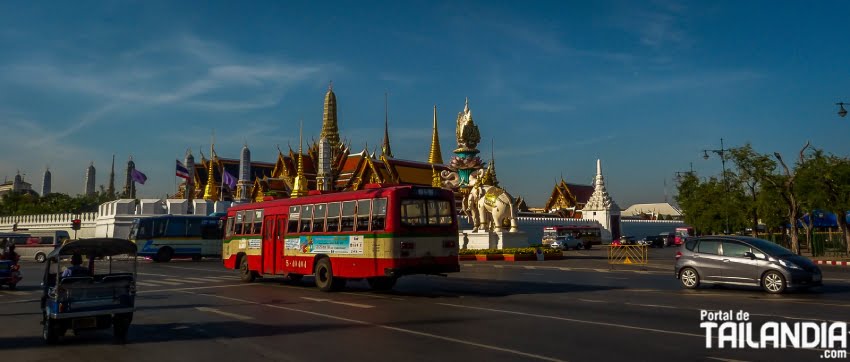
400 199 453 226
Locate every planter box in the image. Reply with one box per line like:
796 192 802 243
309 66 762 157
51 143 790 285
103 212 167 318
475 254 504 261
503 254 535 262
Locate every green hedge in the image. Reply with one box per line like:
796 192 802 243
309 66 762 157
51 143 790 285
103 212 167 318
459 247 561 255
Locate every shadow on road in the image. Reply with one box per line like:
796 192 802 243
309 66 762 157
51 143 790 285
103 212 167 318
0 317 478 350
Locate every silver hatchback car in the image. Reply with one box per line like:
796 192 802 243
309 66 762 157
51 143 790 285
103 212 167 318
675 236 822 294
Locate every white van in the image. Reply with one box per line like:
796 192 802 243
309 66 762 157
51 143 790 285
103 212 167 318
14 230 70 263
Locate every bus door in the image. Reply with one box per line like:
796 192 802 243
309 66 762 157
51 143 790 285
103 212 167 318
262 215 277 274
275 216 287 274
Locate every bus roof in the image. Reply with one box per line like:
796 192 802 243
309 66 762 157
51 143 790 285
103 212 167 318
227 185 451 214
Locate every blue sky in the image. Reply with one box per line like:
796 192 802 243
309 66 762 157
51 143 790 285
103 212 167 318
1 0 849 207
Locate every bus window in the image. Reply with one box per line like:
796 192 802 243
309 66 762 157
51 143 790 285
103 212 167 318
225 217 234 238
187 218 203 236
436 200 453 224
244 211 254 235
401 200 426 226
40 237 54 245
341 201 356 232
253 210 264 234
288 206 300 233
235 211 244 235
327 202 340 232
166 218 188 237
426 200 439 224
134 219 152 239
201 219 221 239
313 204 327 232
371 198 387 231
153 219 167 237
300 205 313 233
356 199 371 231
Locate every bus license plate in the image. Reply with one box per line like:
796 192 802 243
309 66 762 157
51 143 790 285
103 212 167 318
73 317 97 329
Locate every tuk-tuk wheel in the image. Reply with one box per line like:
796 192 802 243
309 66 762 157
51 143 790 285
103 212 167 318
43 318 59 345
113 313 132 344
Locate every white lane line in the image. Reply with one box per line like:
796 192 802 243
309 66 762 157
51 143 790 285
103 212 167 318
148 280 182 286
135 281 160 287
300 296 375 309
706 357 750 362
558 267 573 271
625 303 678 309
578 299 605 303
165 278 204 284
493 265 504 268
437 303 704 338
162 265 234 274
195 306 254 320
594 269 610 273
137 272 177 277
139 283 256 294
1 291 32 296
210 276 237 279
604 277 628 280
193 292 565 362
186 277 226 283
340 291 404 301
523 266 536 270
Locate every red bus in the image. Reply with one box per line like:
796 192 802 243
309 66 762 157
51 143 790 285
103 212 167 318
674 226 695 245
222 184 460 291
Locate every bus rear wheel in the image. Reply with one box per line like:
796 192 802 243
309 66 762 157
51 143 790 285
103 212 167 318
154 247 173 263
315 258 345 292
367 277 397 291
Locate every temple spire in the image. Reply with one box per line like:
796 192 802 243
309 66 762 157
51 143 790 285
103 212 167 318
320 82 341 149
428 105 443 164
381 92 393 158
203 138 219 201
291 121 308 198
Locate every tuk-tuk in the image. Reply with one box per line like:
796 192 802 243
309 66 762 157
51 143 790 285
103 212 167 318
41 238 137 344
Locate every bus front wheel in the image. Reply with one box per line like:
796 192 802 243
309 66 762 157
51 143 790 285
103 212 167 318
315 258 345 292
154 247 173 263
239 257 255 283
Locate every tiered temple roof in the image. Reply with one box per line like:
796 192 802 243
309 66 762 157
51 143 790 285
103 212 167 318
543 178 595 217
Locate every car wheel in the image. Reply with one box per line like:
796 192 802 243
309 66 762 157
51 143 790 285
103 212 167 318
575 243 583 250
762 271 786 294
43 318 59 345
680 267 700 289
36 252 47 263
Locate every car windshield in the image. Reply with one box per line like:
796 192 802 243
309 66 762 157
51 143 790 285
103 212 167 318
736 237 794 257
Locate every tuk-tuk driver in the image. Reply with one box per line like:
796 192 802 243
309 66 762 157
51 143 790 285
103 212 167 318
1 244 19 264
62 253 90 277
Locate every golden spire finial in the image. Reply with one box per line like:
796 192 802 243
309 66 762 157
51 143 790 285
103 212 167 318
428 104 443 164
321 82 340 149
381 92 393 158
291 120 308 198
431 165 442 188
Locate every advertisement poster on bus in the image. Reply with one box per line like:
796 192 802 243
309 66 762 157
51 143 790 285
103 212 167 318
284 235 364 254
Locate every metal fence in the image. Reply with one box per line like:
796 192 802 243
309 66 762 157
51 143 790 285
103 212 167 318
607 245 648 265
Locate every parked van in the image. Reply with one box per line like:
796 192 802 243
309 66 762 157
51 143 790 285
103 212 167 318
14 230 70 263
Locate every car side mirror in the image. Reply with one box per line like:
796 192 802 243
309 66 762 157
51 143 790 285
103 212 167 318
744 251 756 259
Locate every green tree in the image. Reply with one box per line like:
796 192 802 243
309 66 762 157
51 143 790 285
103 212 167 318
764 142 811 255
796 150 850 254
729 144 776 237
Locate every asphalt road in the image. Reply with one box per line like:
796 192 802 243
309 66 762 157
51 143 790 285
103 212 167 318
2 247 849 362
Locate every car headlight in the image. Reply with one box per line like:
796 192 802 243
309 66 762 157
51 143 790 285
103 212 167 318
778 259 801 270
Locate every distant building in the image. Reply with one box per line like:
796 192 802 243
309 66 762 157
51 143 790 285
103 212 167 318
42 168 52 196
542 178 595 218
84 162 96 196
622 202 683 220
0 172 36 197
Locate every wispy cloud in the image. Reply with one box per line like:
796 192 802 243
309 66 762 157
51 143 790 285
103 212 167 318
519 101 576 113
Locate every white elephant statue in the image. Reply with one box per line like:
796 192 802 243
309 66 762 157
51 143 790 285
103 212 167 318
465 184 518 233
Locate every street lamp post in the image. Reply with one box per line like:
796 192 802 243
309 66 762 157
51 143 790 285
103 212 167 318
702 138 730 234
837 102 848 118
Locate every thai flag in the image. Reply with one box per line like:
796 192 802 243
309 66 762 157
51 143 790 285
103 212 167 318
176 160 190 179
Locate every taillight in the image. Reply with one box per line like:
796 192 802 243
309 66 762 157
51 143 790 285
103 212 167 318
675 251 682 259
443 240 456 248
401 242 415 250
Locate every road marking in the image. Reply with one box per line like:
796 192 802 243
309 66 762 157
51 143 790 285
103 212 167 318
301 296 375 309
191 292 566 362
625 303 678 309
186 277 226 283
437 303 705 338
195 306 254 320
137 272 177 277
523 273 544 276
147 280 181 286
578 299 605 303
139 283 256 294
493 265 504 268
340 291 405 301
1 291 31 296
706 357 750 362
594 269 610 273
604 277 628 280
523 266 536 270
165 278 204 284
135 281 160 287
558 267 573 271
162 265 234 274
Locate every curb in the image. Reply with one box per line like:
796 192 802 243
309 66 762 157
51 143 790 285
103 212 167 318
815 260 850 267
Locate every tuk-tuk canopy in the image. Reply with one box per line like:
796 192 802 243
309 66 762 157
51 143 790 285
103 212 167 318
47 238 137 260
